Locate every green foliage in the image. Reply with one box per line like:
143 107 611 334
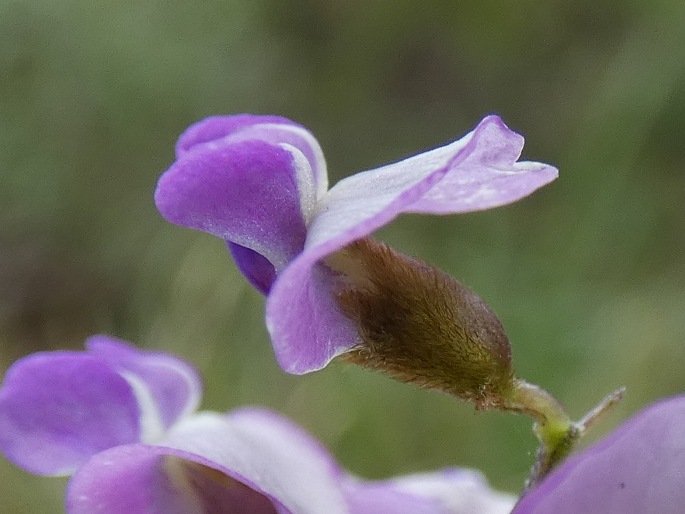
1 0 684 509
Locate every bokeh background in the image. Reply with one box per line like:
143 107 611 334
2 0 684 511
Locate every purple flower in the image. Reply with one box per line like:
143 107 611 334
155 114 558 374
0 336 514 513
513 395 685 514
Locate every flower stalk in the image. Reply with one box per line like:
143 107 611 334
504 380 625 488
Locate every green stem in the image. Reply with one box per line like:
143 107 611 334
505 379 574 486
503 379 625 489
505 379 571 446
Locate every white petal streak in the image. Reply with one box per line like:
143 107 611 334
280 143 317 226
120 371 165 443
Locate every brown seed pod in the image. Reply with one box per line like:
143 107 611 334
327 237 514 410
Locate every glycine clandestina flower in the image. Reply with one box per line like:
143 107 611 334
0 336 516 514
154 114 558 377
513 394 685 514
154 114 632 488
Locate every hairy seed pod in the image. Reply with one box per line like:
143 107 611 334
327 237 514 409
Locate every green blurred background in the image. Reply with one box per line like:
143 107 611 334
2 0 684 511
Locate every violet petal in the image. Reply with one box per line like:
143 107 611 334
155 139 309 272
267 262 358 373
513 395 685 514
0 352 139 476
228 242 278 295
175 114 328 199
85 335 202 440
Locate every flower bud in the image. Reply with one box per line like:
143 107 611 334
326 238 514 410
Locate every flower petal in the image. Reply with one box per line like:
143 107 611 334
161 408 349 514
342 480 439 514
155 139 309 274
307 115 555 254
0 352 139 475
355 468 515 514
228 242 278 295
267 261 358 372
175 114 328 199
66 444 281 514
407 116 558 214
513 395 685 514
85 335 202 441
268 115 556 373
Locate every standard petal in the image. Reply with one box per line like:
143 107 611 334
85 335 202 441
267 115 557 373
407 115 558 214
155 139 309 273
0 352 139 476
513 395 685 514
66 444 281 514
175 114 328 199
307 115 555 255
161 408 349 514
